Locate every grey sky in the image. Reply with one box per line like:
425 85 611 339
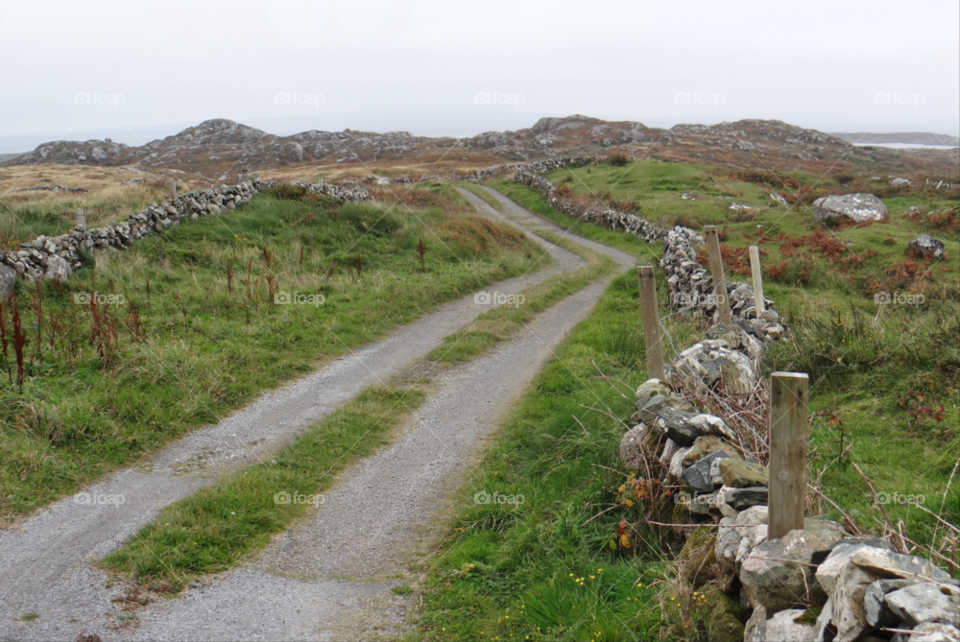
1 0 958 153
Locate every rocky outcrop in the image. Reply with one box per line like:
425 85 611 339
812 193 889 223
12 184 89 194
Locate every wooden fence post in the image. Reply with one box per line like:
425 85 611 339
768 372 809 539
703 225 732 324
169 181 177 200
76 207 86 231
749 245 765 315
637 266 665 380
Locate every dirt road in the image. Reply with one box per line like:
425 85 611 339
0 188 637 641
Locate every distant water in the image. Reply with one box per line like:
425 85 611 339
852 142 958 150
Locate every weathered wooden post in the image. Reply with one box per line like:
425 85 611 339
637 265 665 380
76 207 86 231
749 245 765 315
768 372 809 539
703 225 732 324
169 181 177 200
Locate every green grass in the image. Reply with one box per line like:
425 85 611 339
484 179 661 263
544 158 960 570
102 386 424 592
429 233 618 363
407 270 702 641
458 183 506 214
0 192 545 520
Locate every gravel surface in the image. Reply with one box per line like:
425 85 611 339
0 188 637 641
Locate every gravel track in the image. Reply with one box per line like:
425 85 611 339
0 188 636 642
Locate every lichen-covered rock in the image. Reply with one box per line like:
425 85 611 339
813 193 889 223
908 234 945 260
885 582 960 627
719 458 769 487
740 529 829 614
763 609 818 641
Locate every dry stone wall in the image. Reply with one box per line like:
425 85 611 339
621 235 958 641
0 179 369 290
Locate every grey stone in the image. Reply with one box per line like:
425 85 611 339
43 254 72 281
740 529 829 614
722 486 768 510
813 193 888 223
715 517 741 592
885 582 960 627
864 579 910 628
0 263 14 298
681 450 731 493
909 234 945 260
908 622 960 642
619 425 648 471
849 548 954 585
764 609 818 642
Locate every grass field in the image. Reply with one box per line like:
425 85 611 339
0 188 545 522
501 161 960 556
407 269 703 642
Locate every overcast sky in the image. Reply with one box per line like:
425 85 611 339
1 0 958 152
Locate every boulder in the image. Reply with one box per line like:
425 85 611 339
740 529 829 613
885 582 960 627
813 193 889 223
816 542 886 596
720 458 769 487
764 609 818 642
908 234 945 260
889 177 913 187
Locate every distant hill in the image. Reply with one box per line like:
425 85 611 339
2 116 956 180
831 132 960 146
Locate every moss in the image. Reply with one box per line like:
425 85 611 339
794 606 821 626
679 525 719 587
703 588 748 642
